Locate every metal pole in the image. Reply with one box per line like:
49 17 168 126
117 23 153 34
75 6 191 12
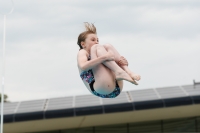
0 15 6 133
0 1 14 132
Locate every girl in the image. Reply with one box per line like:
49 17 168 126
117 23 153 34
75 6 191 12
77 23 141 98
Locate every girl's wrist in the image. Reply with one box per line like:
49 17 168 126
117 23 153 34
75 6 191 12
100 55 107 62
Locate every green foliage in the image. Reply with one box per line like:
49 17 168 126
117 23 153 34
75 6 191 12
0 93 8 102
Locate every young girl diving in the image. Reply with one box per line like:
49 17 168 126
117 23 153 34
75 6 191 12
77 22 141 98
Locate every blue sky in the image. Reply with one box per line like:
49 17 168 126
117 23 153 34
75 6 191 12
0 0 200 102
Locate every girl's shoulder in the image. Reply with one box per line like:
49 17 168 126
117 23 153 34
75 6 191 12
78 49 89 56
77 49 89 59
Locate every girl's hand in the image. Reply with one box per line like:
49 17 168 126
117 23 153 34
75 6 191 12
105 52 115 61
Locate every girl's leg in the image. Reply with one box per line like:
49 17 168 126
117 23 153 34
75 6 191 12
92 44 135 83
103 44 141 83
90 44 134 94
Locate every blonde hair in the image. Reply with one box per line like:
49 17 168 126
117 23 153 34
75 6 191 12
77 22 97 50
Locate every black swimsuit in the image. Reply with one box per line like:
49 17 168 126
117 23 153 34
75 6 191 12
80 56 121 98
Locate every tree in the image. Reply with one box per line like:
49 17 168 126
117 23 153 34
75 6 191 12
0 93 9 102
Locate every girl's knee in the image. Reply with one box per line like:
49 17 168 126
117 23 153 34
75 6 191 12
103 43 113 49
91 44 105 51
91 44 99 51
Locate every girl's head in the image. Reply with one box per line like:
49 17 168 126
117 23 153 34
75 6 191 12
77 22 98 50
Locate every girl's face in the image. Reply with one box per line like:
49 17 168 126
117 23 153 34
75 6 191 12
81 34 99 52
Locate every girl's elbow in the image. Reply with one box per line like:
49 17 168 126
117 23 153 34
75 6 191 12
79 65 87 71
79 66 84 71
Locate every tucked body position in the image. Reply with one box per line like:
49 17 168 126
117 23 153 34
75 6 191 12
77 23 141 98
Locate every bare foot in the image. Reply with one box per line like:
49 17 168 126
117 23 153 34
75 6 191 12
129 73 141 81
128 72 141 85
115 71 138 85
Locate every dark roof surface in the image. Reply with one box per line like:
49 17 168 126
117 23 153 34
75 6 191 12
1 84 200 123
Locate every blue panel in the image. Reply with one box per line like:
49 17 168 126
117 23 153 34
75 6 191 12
0 102 19 116
163 96 193 107
75 95 101 108
129 89 159 102
191 95 200 104
46 97 73 111
134 99 164 110
1 114 14 123
14 111 44 122
182 85 200 96
75 106 103 116
104 103 133 113
16 100 45 114
45 108 74 119
156 86 186 99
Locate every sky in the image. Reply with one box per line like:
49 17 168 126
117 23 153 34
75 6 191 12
0 0 199 102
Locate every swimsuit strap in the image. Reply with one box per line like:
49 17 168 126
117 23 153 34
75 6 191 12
88 55 91 60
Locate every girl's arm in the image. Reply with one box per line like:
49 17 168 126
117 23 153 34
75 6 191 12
77 49 113 71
